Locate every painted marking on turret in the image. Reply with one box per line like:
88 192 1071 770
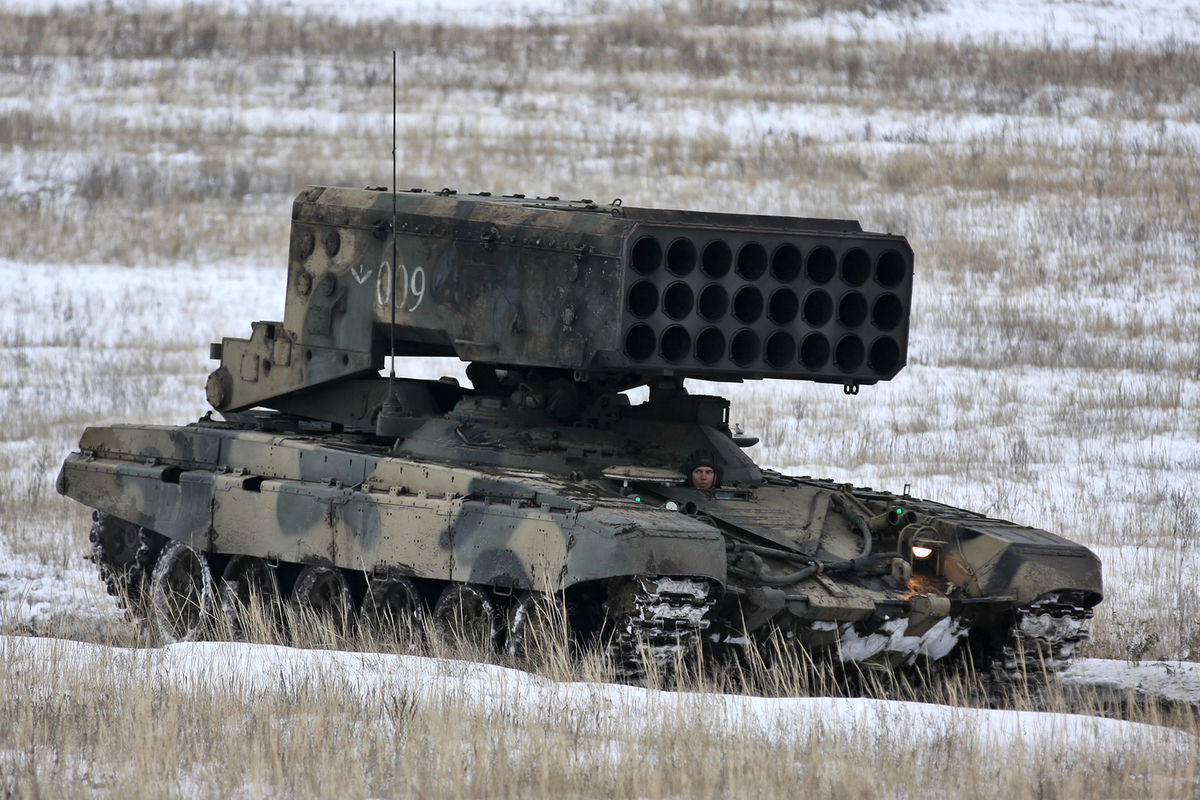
351 264 374 285
378 260 427 312
377 260 392 306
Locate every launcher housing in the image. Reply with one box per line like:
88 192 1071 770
207 186 914 427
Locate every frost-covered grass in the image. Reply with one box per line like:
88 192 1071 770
0 0 1199 794
2 634 1197 800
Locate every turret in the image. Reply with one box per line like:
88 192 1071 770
206 185 914 428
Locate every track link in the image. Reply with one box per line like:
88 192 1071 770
610 576 716 679
990 591 1094 681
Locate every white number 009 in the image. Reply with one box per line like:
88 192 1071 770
376 261 426 312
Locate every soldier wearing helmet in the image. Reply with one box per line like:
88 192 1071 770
682 450 722 490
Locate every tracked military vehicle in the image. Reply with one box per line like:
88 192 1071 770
58 185 1101 679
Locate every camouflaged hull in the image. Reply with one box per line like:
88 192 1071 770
58 392 1102 674
57 187 1102 676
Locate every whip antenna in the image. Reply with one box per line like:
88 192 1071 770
378 50 402 438
389 48 398 384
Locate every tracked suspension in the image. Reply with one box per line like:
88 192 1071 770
89 511 164 608
991 591 1094 681
610 576 717 679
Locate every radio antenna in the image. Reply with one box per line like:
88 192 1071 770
378 50 401 438
389 49 398 384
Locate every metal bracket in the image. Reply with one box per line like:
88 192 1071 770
480 226 500 251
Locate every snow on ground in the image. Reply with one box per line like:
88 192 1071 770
4 634 1195 754
2 0 1197 46
0 0 591 25
804 0 1200 48
2 528 1197 727
0 542 134 641
1 0 1198 771
1063 658 1200 709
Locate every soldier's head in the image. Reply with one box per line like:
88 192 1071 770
683 450 721 489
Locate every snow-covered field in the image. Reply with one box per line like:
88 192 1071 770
12 637 1198 752
2 633 1197 797
2 0 1199 795
6 0 1199 43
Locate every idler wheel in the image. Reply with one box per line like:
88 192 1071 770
149 540 217 643
432 583 499 653
506 591 569 662
361 576 425 646
292 565 354 632
220 555 282 639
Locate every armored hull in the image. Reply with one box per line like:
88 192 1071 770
58 186 1101 678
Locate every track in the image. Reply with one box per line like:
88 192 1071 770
608 576 717 679
85 516 1200 716
990 591 1095 682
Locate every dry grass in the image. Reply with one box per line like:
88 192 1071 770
1 609 1197 800
3 5 1198 261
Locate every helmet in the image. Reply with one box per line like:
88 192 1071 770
682 449 722 488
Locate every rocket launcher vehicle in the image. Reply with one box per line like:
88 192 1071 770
60 185 1100 680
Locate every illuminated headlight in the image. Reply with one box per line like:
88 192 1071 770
911 545 934 559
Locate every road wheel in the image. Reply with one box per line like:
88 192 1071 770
149 540 217 643
506 591 570 663
220 556 282 639
292 565 354 633
432 583 498 654
361 576 424 647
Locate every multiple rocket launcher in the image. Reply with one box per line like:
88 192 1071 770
208 186 914 419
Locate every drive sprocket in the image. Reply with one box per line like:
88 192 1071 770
88 511 164 610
